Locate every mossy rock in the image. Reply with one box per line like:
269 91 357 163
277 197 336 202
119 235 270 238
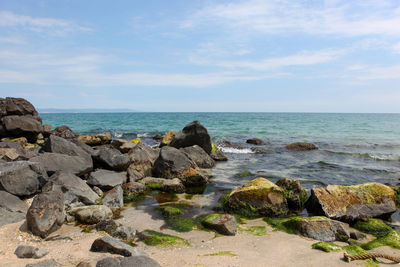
312 241 342 252
240 225 267 236
223 177 288 218
264 216 329 235
353 218 393 237
362 230 400 250
276 178 308 212
343 245 366 255
159 131 175 147
155 204 198 232
123 192 144 203
128 138 141 144
157 206 182 218
286 142 318 151
210 143 227 161
140 230 189 247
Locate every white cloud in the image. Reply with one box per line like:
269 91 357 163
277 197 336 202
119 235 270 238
0 36 25 44
393 42 400 53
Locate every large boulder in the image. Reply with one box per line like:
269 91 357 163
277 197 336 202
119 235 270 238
70 205 112 224
297 218 350 242
2 97 38 117
96 256 160 267
169 121 212 154
0 161 47 196
30 152 92 176
51 126 78 139
152 146 207 186
127 143 159 181
223 177 288 217
93 148 130 171
26 190 65 238
306 183 397 222
43 172 99 207
102 186 124 209
77 132 112 146
0 190 28 226
1 115 42 141
41 135 92 162
180 145 214 168
87 170 127 190
276 178 308 212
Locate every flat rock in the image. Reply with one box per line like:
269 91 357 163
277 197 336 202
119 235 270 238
139 177 185 193
14 245 48 259
41 135 92 162
121 182 146 194
90 236 144 257
70 205 112 224
201 214 237 236
2 115 42 141
102 186 124 209
87 169 127 190
297 218 350 242
96 256 160 267
180 145 214 168
93 148 130 171
25 259 61 267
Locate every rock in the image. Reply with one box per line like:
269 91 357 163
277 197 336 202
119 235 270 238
127 143 159 181
246 138 264 145
169 121 212 154
201 214 237 236
87 170 127 190
43 172 99 207
3 97 38 117
90 237 144 257
276 178 308 212
223 177 288 217
96 256 160 267
70 139 96 156
297 218 350 242
159 131 175 147
77 132 112 146
306 183 397 222
30 152 92 176
70 205 112 224
102 186 124 209
95 219 118 233
0 190 28 226
2 115 42 141
93 186 103 197
26 190 65 238
0 161 47 196
0 147 20 161
153 134 163 141
180 145 214 168
286 142 318 151
139 177 185 193
112 225 137 241
44 235 73 242
121 182 146 194
210 143 228 161
25 259 61 267
119 142 137 153
42 124 52 136
76 261 92 267
51 126 78 139
41 135 92 162
111 139 127 150
14 245 48 259
152 146 207 186
93 148 130 171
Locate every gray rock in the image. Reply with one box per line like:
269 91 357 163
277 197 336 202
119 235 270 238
93 186 103 197
0 207 26 227
139 177 185 193
30 152 92 176
70 139 96 156
44 235 73 242
95 219 118 233
0 190 28 213
111 226 137 241
93 148 130 171
51 126 78 139
152 146 207 186
297 218 350 242
90 237 144 257
0 161 48 196
201 214 237 236
102 186 124 209
3 97 38 117
26 190 65 238
169 121 212 154
121 182 146 194
2 115 42 140
70 205 112 224
127 143 159 181
43 172 99 207
41 135 92 162
180 145 214 168
25 259 61 267
87 169 127 190
96 256 160 267
14 245 48 259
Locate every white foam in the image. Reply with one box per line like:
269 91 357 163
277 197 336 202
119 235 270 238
137 133 151 137
114 133 123 138
220 147 255 154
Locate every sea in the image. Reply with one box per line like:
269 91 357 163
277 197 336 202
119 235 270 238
40 112 400 191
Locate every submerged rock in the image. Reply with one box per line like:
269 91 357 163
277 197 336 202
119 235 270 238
152 146 207 186
201 214 237 236
286 142 318 151
223 177 288 217
276 178 308 212
180 145 214 168
306 183 397 222
210 143 227 161
139 177 185 193
169 121 212 154
246 138 264 145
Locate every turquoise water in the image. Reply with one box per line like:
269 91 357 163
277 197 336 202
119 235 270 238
41 112 400 188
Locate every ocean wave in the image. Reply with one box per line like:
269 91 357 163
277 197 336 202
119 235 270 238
137 133 153 138
220 146 255 154
324 150 400 161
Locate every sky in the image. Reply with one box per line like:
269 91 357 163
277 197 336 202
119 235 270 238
0 0 400 112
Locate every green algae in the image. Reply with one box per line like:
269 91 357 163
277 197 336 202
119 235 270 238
157 206 182 218
240 225 267 236
141 230 189 247
146 182 163 190
353 218 392 237
264 216 329 234
165 216 197 232
362 230 400 250
364 259 379 267
312 241 342 252
236 171 253 177
185 185 207 195
201 251 238 257
343 245 366 255
155 204 198 232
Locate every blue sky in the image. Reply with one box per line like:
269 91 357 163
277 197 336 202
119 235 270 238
0 0 400 112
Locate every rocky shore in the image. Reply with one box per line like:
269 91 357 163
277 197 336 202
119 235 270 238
1 97 400 266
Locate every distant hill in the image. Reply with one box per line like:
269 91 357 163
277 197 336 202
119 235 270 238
38 108 139 113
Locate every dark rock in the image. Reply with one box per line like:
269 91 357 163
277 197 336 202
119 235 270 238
90 237 144 257
44 235 73 242
14 245 48 259
169 121 212 154
139 177 185 193
201 214 237 236
41 135 92 162
153 134 163 141
152 146 207 186
76 261 92 267
102 186 124 209
180 145 214 168
276 178 308 212
127 143 159 181
306 183 397 222
159 131 175 147
0 161 47 196
70 139 96 156
51 126 78 139
96 256 160 267
25 259 61 267
224 177 288 217
121 182 146 194
0 190 28 226
43 172 99 207
95 219 118 233
26 190 65 238
4 97 38 117
87 170 127 190
2 115 42 141
30 152 92 176
297 218 350 242
77 132 112 146
70 205 112 224
210 143 228 161
93 148 130 171
246 138 264 145
111 225 137 242
286 142 318 151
